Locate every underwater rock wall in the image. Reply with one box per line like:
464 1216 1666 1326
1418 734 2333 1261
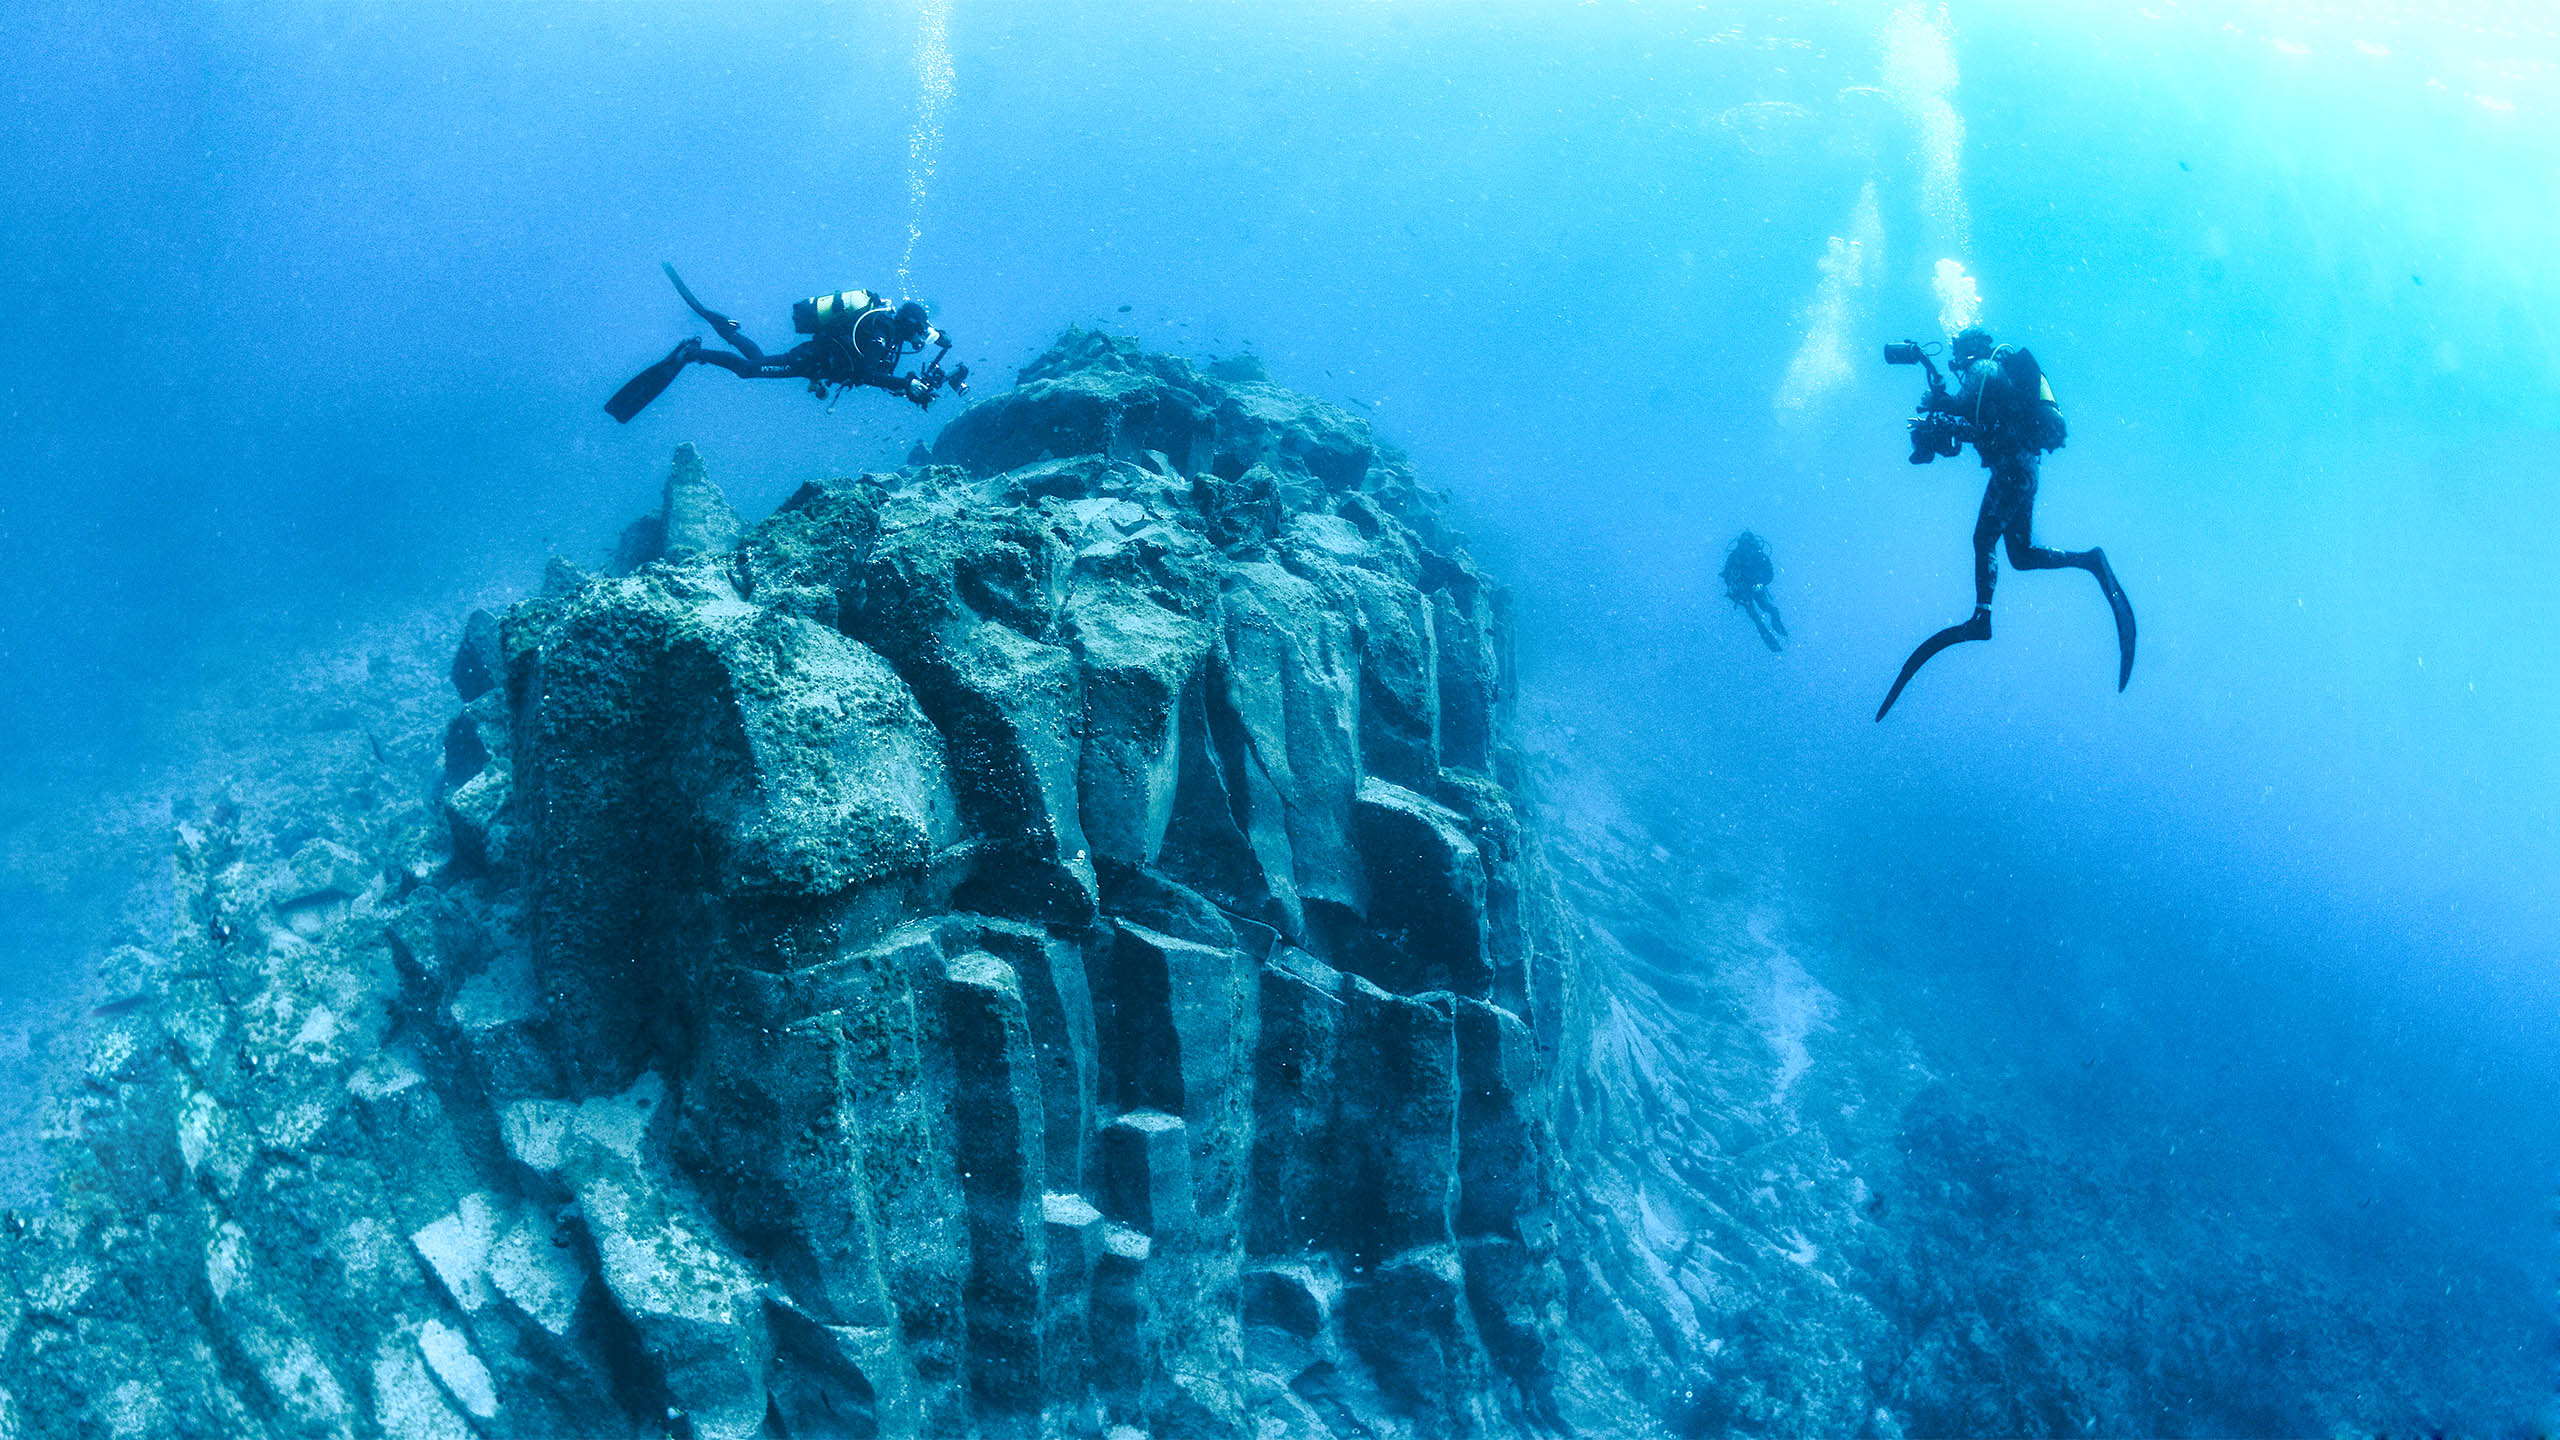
0 334 1660 1439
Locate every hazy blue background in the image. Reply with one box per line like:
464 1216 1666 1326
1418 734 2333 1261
4 0 2554 1404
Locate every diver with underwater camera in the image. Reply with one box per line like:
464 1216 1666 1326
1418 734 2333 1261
605 263 968 422
1872 326 2135 720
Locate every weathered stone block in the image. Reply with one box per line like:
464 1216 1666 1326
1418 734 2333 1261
1219 561 1362 913
1350 780 1490 997
1072 577 1212 868
1247 950 1344 1257
1341 1247 1495 1435
1337 562 1441 790
1089 1223 1155 1424
1099 1110 1190 1242
1092 923 1257 1228
1155 671 1302 936
849 510 1096 923
972 922 1098 1196
1336 977 1458 1261
944 952 1047 1424
1453 999 1542 1242
1431 585 1495 775
1040 1191 1104 1427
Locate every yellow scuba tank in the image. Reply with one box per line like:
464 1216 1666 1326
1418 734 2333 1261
793 288 887 336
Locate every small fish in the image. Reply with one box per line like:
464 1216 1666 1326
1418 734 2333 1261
1117 304 1132 313
2177 159 2191 171
90 996 150 1019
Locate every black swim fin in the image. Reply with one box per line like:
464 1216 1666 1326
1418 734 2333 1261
1876 610 1991 721
604 338 700 423
663 262 764 362
2086 547 2136 691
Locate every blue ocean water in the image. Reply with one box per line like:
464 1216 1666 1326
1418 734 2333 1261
3 0 2554 1416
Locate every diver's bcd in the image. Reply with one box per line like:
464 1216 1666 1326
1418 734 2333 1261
794 289 887 336
1998 347 2068 453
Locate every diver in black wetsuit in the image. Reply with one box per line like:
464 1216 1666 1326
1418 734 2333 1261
606 264 967 422
1722 531 1788 653
1875 325 2136 720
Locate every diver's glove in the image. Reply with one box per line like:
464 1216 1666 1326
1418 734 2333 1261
904 377 934 408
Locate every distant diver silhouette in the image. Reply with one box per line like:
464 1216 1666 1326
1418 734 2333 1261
1721 531 1788 653
606 263 967 421
1875 326 2134 720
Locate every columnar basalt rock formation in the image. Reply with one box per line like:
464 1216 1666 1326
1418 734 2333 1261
0 334 1643 1439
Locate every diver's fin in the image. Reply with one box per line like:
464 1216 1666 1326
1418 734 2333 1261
661 262 710 315
1875 610 1991 721
1747 608 1784 654
663 262 763 362
604 338 700 423
2086 548 2136 690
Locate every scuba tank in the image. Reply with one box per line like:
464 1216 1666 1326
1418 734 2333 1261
794 289 900 375
1995 346 2068 453
793 289 889 336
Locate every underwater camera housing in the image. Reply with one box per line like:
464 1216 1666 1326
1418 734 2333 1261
1887 340 1960 464
1906 412 1963 465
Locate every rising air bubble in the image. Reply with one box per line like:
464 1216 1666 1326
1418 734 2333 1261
900 0 956 293
1776 182 1885 417
1883 5 1971 262
1933 257 1981 335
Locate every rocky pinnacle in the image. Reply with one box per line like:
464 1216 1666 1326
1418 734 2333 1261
0 332 1670 1439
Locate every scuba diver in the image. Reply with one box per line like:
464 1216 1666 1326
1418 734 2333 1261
1721 531 1789 653
1874 325 2136 720
605 264 968 422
